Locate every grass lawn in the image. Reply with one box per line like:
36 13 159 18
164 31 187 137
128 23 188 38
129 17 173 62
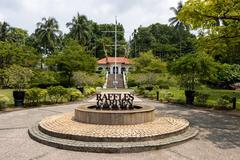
0 89 14 104
139 87 240 110
199 89 240 107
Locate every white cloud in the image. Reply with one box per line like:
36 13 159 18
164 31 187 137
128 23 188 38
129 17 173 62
0 0 181 38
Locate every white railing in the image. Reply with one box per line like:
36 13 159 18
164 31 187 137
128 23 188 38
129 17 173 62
123 71 128 89
103 72 108 89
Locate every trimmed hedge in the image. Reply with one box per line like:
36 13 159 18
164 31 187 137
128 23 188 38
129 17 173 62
25 86 87 106
0 95 9 109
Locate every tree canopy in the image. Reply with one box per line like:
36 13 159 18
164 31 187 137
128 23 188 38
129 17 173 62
133 51 167 73
130 23 195 60
47 40 97 85
178 0 240 64
169 53 217 91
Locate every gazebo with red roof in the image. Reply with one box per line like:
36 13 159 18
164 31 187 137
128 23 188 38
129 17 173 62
97 56 133 74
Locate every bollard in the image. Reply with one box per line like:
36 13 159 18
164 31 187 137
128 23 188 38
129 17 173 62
232 97 236 110
157 91 159 101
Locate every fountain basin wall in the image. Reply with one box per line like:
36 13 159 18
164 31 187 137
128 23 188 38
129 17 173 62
74 105 155 125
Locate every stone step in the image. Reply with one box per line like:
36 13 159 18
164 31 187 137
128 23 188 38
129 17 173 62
107 74 124 88
28 124 198 153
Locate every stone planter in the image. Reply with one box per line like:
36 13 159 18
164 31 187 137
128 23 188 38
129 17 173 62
13 91 25 107
185 90 195 105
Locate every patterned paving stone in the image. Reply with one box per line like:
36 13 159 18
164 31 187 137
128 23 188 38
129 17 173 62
29 124 198 153
38 113 190 142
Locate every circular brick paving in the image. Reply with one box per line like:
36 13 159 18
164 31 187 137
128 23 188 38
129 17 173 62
38 113 190 142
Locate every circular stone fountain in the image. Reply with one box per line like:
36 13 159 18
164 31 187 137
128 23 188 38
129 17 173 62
28 93 198 153
74 105 155 125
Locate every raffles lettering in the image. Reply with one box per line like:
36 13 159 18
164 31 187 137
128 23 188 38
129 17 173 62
96 93 134 109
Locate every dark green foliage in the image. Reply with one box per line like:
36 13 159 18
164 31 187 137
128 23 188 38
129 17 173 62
127 72 176 89
7 27 28 43
164 92 174 102
0 95 9 109
216 95 233 110
47 40 97 87
35 17 61 55
47 40 97 73
25 88 47 106
195 92 210 104
130 23 195 60
214 64 240 89
73 71 104 87
83 86 96 96
0 21 29 43
0 21 10 41
93 23 126 58
66 88 83 102
31 70 60 88
133 51 167 73
158 83 170 89
3 65 34 91
0 41 40 69
25 87 83 105
66 13 92 45
169 53 217 91
65 15 126 58
47 86 67 103
178 0 240 64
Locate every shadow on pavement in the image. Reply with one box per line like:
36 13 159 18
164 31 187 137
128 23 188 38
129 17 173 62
155 102 240 149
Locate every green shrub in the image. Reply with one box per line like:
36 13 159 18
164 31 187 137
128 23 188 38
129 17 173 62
4 65 34 91
164 92 174 102
47 86 68 103
94 76 105 87
66 88 84 101
73 71 104 87
146 90 156 98
0 95 9 109
31 71 60 88
216 95 232 109
143 90 150 97
25 88 47 105
213 64 240 88
83 86 96 96
169 53 217 91
137 86 146 95
159 83 170 89
195 92 210 104
127 79 138 87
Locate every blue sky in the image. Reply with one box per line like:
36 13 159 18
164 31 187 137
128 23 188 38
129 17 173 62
0 0 182 39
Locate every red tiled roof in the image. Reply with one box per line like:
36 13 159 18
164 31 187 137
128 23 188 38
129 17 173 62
97 57 132 65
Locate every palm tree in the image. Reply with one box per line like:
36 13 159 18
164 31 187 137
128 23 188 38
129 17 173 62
35 17 61 68
169 1 189 55
66 13 92 45
0 21 10 41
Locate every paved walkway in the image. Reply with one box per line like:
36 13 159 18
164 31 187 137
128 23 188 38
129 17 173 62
0 96 240 160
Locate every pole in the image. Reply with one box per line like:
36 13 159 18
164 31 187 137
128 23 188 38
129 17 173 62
101 17 124 89
114 16 117 89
